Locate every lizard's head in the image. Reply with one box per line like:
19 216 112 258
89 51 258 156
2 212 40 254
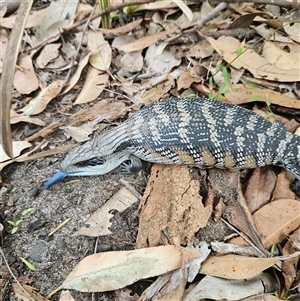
44 138 132 189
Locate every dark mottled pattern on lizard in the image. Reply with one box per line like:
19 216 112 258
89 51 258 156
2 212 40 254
44 97 300 188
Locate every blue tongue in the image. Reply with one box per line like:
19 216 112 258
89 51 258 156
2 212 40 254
43 170 68 189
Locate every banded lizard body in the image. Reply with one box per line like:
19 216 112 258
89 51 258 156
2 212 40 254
44 97 300 188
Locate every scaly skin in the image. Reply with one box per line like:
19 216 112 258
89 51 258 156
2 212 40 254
44 97 300 188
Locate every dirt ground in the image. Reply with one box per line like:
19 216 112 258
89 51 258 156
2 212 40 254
2 143 233 300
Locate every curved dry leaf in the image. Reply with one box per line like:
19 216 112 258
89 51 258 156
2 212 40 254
73 187 138 237
199 254 279 279
36 43 61 68
55 246 201 293
89 42 111 71
263 41 300 71
283 21 300 43
10 110 45 126
253 199 300 249
207 36 300 82
13 55 39 94
61 52 90 94
0 141 32 162
114 28 177 53
74 65 109 104
0 7 48 28
185 273 276 301
226 84 300 109
101 19 143 36
20 80 64 115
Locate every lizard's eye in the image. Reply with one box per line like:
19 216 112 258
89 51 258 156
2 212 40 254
76 157 106 167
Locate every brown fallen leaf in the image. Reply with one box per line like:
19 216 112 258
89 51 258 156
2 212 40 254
244 167 277 213
114 27 178 53
70 98 128 126
0 141 32 162
74 65 109 104
0 7 48 29
48 245 202 296
253 199 300 249
72 187 139 237
20 80 64 115
10 110 45 126
226 84 300 109
136 165 212 248
280 227 300 298
12 283 49 301
207 36 300 82
223 180 266 253
59 290 75 301
272 171 295 201
25 122 64 142
199 254 279 279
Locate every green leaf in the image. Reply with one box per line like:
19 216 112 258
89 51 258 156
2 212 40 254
20 257 37 271
264 112 274 119
215 63 222 73
22 208 34 216
218 82 228 94
246 96 263 102
15 219 22 226
236 45 244 57
11 227 19 234
222 66 230 83
265 97 272 107
7 220 16 226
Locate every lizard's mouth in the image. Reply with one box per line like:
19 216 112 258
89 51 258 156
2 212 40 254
75 157 106 167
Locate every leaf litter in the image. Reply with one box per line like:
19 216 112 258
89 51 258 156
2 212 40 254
1 1 300 301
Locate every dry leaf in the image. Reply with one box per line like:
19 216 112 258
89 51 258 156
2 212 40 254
185 273 276 301
70 98 127 126
74 65 109 104
61 52 90 94
25 122 64 142
263 41 300 70
13 55 39 94
0 29 8 73
20 80 64 115
10 110 45 126
12 283 50 301
272 171 295 201
207 36 300 82
35 1 78 42
114 27 178 53
0 141 32 162
0 7 48 28
59 290 75 301
36 43 61 68
51 246 202 294
226 84 300 109
73 187 139 237
244 167 276 213
136 165 212 248
199 254 279 279
253 199 300 249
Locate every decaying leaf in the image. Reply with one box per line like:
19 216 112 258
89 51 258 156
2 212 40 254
13 55 39 94
0 141 32 162
199 254 279 279
253 199 300 249
185 273 276 301
72 187 139 237
49 245 202 295
20 80 64 115
207 36 300 82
